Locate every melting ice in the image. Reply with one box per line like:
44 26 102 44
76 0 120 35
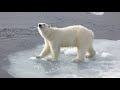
2 39 120 78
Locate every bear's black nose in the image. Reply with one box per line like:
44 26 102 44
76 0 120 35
39 24 42 28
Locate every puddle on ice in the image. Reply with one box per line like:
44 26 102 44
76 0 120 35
2 39 120 78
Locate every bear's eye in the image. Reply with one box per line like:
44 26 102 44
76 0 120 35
43 24 45 25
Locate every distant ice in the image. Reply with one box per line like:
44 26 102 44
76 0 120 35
89 12 104 15
2 39 120 78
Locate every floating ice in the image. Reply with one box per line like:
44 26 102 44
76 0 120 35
89 12 104 15
64 48 77 56
2 39 120 78
61 48 68 53
101 53 112 58
29 57 37 60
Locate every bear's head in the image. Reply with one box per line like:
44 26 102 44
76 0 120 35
37 23 52 39
38 23 51 31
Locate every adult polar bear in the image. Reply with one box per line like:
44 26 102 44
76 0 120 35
36 23 96 63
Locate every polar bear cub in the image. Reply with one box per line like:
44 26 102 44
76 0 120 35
36 23 96 63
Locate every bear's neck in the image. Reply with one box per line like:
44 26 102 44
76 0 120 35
41 28 55 41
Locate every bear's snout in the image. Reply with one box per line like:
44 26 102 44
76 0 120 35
39 24 42 28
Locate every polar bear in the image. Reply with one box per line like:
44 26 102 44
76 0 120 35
36 23 96 63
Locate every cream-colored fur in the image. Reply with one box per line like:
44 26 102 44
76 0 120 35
36 23 96 63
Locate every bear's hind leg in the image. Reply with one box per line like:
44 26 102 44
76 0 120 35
73 47 87 63
86 45 96 58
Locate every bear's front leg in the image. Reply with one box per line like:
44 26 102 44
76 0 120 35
48 42 60 62
36 40 50 59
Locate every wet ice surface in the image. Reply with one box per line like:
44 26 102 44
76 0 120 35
2 39 120 78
